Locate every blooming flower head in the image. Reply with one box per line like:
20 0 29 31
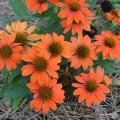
72 66 111 107
21 47 60 83
68 35 97 70
5 21 40 47
0 32 23 70
57 0 95 25
95 30 120 60
61 19 91 35
27 78 65 114
106 8 120 25
25 0 58 14
36 32 71 60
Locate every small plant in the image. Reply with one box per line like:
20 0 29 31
0 0 120 116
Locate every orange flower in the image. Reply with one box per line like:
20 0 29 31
21 47 60 83
106 8 120 25
95 30 120 60
0 32 23 70
36 32 71 60
68 35 97 70
57 0 95 25
5 21 40 47
72 66 110 107
61 19 91 35
96 66 112 86
25 0 58 14
27 78 65 114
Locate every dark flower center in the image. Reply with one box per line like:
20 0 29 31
33 57 48 71
69 1 80 11
48 42 63 57
0 45 12 58
101 1 113 12
39 87 53 101
37 0 47 3
76 45 90 59
104 38 115 48
73 20 80 25
85 80 97 92
15 32 28 46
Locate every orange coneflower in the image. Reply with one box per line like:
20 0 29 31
25 0 58 14
5 21 40 47
68 35 97 70
61 19 91 35
96 66 112 86
27 78 65 114
36 32 71 60
21 47 60 83
57 0 95 25
0 32 23 70
95 30 120 60
72 66 110 107
106 8 120 25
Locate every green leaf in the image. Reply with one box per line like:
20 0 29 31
94 59 116 74
9 0 29 20
38 16 62 34
112 81 120 86
0 75 30 100
110 0 120 3
114 3 120 8
12 96 23 112
0 74 31 111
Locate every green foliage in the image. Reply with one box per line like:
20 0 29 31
9 0 29 20
112 81 120 86
110 0 120 8
0 74 30 111
110 0 120 3
34 7 63 34
86 0 97 9
0 62 31 111
12 96 23 112
94 59 116 74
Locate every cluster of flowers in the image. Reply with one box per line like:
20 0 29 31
25 0 95 35
0 0 119 114
25 0 120 32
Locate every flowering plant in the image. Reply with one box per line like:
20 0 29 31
0 0 120 115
